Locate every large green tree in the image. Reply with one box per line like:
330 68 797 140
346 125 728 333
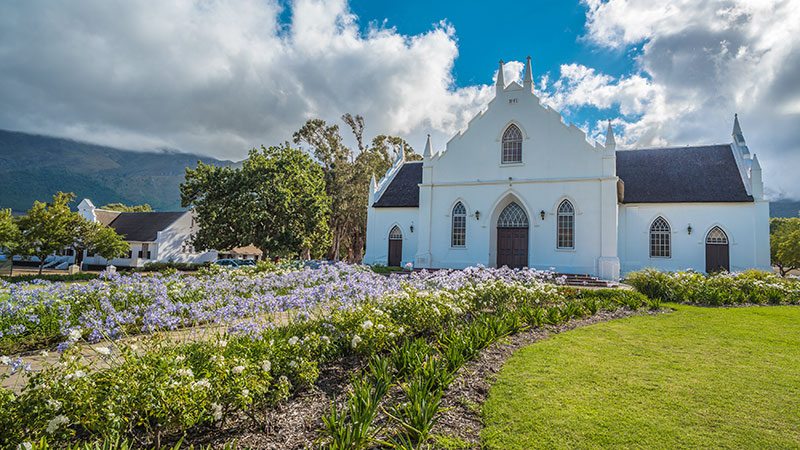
293 114 419 261
0 209 20 251
771 217 800 276
73 220 130 268
100 203 153 212
181 143 330 258
16 192 83 274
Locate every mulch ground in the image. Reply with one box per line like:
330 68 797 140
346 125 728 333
169 307 670 449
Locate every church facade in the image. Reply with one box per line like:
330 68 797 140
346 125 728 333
363 58 770 280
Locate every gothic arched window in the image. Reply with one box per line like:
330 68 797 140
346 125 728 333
557 200 575 249
650 217 671 258
451 202 466 247
502 124 523 163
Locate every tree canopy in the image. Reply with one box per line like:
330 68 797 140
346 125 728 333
181 143 330 258
100 203 153 212
771 217 800 276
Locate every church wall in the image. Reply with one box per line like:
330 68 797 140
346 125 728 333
618 201 771 275
424 180 608 274
363 207 419 267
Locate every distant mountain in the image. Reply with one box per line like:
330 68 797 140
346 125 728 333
770 199 800 218
0 129 233 212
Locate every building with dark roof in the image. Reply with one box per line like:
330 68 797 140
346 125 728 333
363 58 770 279
77 199 217 269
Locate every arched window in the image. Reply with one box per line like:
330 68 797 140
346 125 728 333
451 202 466 247
498 202 528 228
557 200 575 249
502 124 523 163
649 217 671 258
389 226 403 240
705 226 728 244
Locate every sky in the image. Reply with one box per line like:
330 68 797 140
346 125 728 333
0 0 799 198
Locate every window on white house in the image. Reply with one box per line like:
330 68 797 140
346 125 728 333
389 226 403 240
498 202 528 228
557 200 575 249
502 124 523 163
706 226 728 244
451 202 466 247
650 217 671 258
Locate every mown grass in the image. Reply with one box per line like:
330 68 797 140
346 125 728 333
482 304 800 449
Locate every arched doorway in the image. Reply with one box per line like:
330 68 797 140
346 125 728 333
705 226 729 273
497 202 529 268
388 226 403 267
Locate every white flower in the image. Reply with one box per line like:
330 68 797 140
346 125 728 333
361 320 373 330
95 346 111 356
211 355 225 364
242 389 250 397
374 309 383 316
289 360 298 368
388 332 395 339
288 336 299 346
175 355 186 362
131 344 139 351
232 365 245 374
40 351 49 358
47 399 62 411
351 335 362 349
20 442 33 450
218 340 228 348
65 370 86 380
68 329 81 341
261 360 271 372
177 368 193 377
321 336 330 345
46 415 69 434
192 379 211 390
376 324 385 330
0 356 9 365
398 327 405 334
211 402 223 421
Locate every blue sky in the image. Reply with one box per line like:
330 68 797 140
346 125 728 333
0 0 798 198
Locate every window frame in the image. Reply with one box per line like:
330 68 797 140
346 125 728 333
556 200 575 250
451 202 467 248
501 124 523 164
649 216 671 258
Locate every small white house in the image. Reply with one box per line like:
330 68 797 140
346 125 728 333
363 58 770 280
77 199 217 269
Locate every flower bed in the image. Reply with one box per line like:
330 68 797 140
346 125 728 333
625 268 800 305
2 264 598 448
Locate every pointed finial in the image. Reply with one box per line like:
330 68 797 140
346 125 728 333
752 153 761 170
605 120 616 149
370 173 377 191
423 134 433 158
524 56 533 86
496 59 505 90
732 113 743 136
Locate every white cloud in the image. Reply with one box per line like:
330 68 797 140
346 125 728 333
549 0 800 198
0 0 493 158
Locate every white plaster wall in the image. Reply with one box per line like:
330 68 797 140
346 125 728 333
155 213 218 264
363 207 419 267
618 201 771 275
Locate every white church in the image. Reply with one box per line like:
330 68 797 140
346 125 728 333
363 58 770 280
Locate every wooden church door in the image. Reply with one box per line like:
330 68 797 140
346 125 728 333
388 226 403 267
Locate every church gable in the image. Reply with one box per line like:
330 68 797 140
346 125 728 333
372 162 423 208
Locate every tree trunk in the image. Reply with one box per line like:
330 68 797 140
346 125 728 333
301 248 310 260
38 261 44 275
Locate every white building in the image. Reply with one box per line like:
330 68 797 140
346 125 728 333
363 58 770 280
77 199 217 269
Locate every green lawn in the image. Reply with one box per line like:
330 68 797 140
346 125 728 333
482 305 800 449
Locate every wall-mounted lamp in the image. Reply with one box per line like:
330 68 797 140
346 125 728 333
540 210 546 220
475 211 481 220
687 224 692 235
410 224 414 233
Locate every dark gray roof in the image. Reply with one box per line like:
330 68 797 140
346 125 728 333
616 144 753 203
373 162 423 208
107 212 185 242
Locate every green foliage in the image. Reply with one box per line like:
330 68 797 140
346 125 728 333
100 203 153 212
181 143 331 259
770 217 800 276
27 436 242 449
387 376 445 445
1 272 99 284
626 268 800 305
139 261 210 272
0 208 21 252
16 192 81 272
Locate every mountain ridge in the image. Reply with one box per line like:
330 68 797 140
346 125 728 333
0 129 233 212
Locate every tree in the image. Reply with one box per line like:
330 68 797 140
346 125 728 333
0 209 20 251
16 192 83 274
73 220 129 268
293 114 419 262
100 203 153 212
771 217 800 276
181 143 330 259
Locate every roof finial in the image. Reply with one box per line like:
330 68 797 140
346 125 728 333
496 59 505 93
423 134 433 158
732 113 743 136
523 56 533 87
605 119 616 149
